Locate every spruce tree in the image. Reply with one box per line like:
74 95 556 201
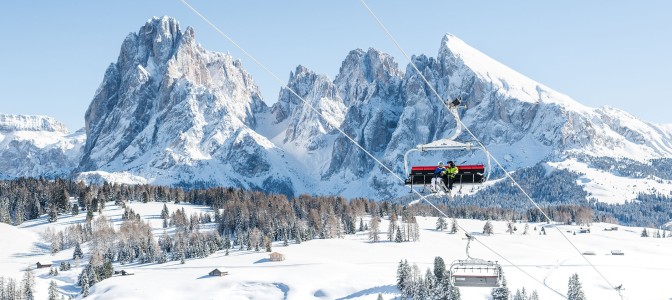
450 218 458 234
80 274 89 297
103 262 114 279
22 268 35 300
396 260 411 295
567 273 587 300
161 203 169 219
506 221 515 235
395 227 403 243
73 242 83 260
433 256 446 281
491 277 510 300
483 221 494 235
48 203 58 223
48 280 58 300
0 276 5 300
530 290 540 300
224 235 231 255
436 217 447 231
641 228 649 237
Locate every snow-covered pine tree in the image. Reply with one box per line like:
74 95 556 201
523 223 529 235
376 294 383 300
513 287 528 300
448 284 461 300
103 261 113 279
436 217 447 231
433 256 446 281
22 268 35 300
530 290 540 300
483 221 494 235
414 272 428 300
48 203 58 223
424 268 436 294
395 227 403 243
506 221 515 235
396 259 411 296
48 280 58 300
224 235 231 255
641 228 649 237
450 218 458 234
160 203 169 219
491 277 510 300
80 274 89 297
5 277 19 300
0 276 5 300
264 235 272 252
567 273 587 300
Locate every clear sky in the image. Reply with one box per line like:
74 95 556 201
1 1 670 131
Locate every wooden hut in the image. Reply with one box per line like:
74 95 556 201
269 252 285 262
208 268 229 276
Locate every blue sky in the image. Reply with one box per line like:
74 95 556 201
1 1 670 131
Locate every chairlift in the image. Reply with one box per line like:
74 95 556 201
403 97 491 194
449 234 503 287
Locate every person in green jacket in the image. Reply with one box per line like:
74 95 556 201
442 161 459 191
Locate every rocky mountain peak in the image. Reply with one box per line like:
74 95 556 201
79 16 269 176
0 114 69 134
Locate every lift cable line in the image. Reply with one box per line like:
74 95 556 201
179 0 571 297
358 0 620 295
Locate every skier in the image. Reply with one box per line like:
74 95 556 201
431 161 446 192
442 161 459 192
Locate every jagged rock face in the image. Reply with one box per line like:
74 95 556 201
325 49 404 179
318 35 672 198
76 17 303 196
272 65 345 151
0 115 84 179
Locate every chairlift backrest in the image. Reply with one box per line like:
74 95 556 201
404 164 486 186
449 259 502 288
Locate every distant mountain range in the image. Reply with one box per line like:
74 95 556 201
2 16 671 201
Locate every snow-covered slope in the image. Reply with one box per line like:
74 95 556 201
75 17 306 196
0 114 84 179
1 202 670 300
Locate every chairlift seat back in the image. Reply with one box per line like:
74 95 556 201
404 164 485 185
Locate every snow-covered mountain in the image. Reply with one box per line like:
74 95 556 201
0 114 84 179
75 16 304 196
2 17 671 201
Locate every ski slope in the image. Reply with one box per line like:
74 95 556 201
0 201 670 299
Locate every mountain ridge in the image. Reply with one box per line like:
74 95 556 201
1 16 671 202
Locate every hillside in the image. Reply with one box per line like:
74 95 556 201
1 200 670 299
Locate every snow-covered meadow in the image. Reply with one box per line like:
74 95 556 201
1 200 670 300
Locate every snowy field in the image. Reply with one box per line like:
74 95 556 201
1 201 670 300
549 158 672 205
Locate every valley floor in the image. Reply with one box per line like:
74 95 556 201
1 201 670 300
